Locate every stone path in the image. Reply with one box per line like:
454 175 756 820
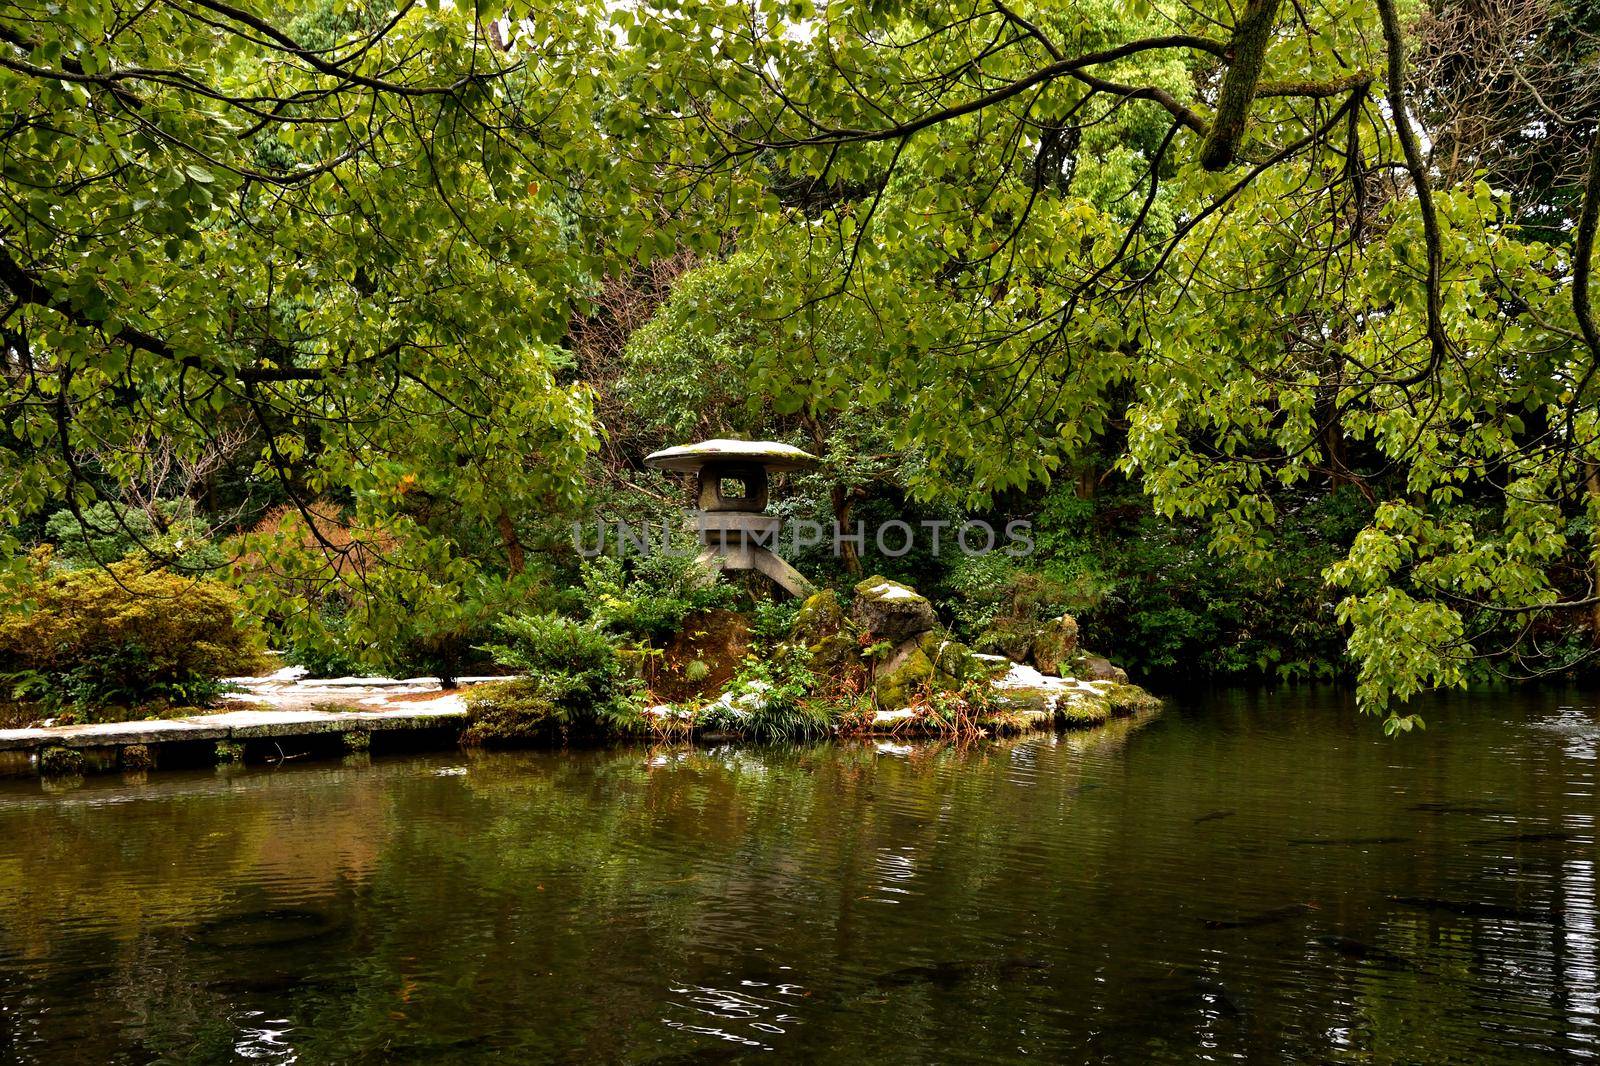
0 666 486 753
0 702 468 753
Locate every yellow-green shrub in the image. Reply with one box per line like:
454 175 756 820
460 680 561 747
0 560 267 712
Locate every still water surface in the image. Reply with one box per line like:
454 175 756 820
1 689 1598 1063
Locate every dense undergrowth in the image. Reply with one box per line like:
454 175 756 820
0 469 1477 731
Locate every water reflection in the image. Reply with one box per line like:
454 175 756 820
0 692 1596 1062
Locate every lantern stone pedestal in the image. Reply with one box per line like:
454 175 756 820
645 439 819 598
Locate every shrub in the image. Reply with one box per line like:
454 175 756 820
580 553 736 643
473 613 642 743
750 598 802 649
460 681 561 747
282 633 369 680
0 560 267 715
44 501 225 574
486 613 628 709
700 648 833 740
973 483 1368 685
276 602 371 678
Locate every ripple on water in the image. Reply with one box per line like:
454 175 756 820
1 691 1599 1063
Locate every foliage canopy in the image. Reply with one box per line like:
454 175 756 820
6 0 1600 726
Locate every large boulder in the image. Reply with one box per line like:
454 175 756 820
873 630 987 710
852 575 937 643
651 608 751 703
789 589 861 677
1029 615 1079 675
976 613 1079 674
1077 653 1128 683
792 589 846 645
972 616 1036 661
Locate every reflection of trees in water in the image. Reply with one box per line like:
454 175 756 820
1 698 1597 1062
0 764 399 1060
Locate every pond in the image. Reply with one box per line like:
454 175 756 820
0 688 1597 1063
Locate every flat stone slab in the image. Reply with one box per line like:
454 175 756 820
644 438 819 474
215 671 507 713
0 718 233 750
0 700 466 752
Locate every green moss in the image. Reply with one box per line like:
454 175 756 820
874 645 935 710
1070 652 1128 683
214 740 244 765
1106 683 1163 715
853 575 919 599
120 744 153 770
920 632 986 684
1030 616 1079 675
993 687 1055 715
973 616 1037 660
342 729 371 753
792 589 846 645
37 746 82 776
806 631 861 676
871 631 987 710
1058 695 1112 726
460 680 560 747
974 614 1079 674
852 575 937 642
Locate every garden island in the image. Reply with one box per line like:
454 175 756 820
2 0 1600 1060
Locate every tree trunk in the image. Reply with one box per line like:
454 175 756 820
1198 0 1283 171
832 486 861 576
497 509 525 576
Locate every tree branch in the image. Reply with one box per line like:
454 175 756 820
1197 0 1284 170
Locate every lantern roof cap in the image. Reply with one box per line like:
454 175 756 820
644 438 820 474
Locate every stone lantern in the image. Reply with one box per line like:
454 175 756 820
644 438 819 597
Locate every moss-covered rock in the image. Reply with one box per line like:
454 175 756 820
873 642 934 711
1076 653 1128 683
972 616 1037 661
786 589 864 680
1105 682 1163 714
807 632 861 677
1058 693 1112 726
873 630 986 710
460 679 559 747
793 589 846 645
992 685 1055 716
653 608 752 703
975 613 1079 674
852 575 936 643
1029 615 1079 675
919 631 986 685
37 746 82 776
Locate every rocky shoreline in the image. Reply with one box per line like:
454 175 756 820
5 575 1160 778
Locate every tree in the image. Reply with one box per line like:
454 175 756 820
599 0 1600 724
0 0 638 662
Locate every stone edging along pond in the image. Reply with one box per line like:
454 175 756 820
0 662 1160 780
2 576 1162 779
